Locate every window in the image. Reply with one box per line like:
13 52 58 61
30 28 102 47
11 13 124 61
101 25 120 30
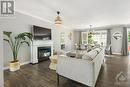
92 30 107 46
81 30 107 46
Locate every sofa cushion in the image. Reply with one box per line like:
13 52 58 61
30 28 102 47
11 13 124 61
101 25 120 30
66 50 87 59
76 53 84 59
82 50 98 61
94 48 102 54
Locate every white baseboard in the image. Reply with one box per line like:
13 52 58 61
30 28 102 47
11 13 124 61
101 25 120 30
20 61 31 66
112 53 121 55
4 66 9 70
3 61 31 70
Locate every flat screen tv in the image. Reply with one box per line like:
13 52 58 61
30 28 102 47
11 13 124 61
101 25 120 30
33 25 51 40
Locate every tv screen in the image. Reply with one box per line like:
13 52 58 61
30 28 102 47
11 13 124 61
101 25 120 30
33 25 51 40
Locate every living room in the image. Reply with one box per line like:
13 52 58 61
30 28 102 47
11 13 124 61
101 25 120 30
0 0 130 87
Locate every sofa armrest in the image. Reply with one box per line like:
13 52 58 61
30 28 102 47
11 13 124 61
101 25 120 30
91 49 104 84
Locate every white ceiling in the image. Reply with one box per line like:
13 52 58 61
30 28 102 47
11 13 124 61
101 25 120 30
16 0 130 29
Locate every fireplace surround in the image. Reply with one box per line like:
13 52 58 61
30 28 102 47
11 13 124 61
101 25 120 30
31 40 53 64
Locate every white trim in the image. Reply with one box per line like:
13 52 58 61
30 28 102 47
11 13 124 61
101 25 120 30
20 61 31 66
15 10 71 29
3 61 31 70
3 66 9 70
112 53 122 55
15 10 53 24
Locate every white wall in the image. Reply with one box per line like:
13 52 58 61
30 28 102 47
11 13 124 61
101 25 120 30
73 31 81 44
52 27 74 51
0 29 3 87
111 28 123 54
57 28 74 51
0 12 74 67
74 28 124 55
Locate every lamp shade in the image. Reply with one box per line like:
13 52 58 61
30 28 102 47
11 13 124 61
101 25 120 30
55 11 62 26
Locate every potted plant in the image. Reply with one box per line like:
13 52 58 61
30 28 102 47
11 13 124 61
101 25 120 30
3 31 32 71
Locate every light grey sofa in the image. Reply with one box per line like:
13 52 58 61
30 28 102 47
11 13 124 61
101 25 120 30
56 48 104 87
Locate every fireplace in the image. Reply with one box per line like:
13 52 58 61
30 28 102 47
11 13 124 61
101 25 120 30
31 40 53 64
38 46 51 62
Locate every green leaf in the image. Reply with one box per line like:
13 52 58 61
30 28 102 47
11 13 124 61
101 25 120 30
3 31 12 37
21 41 30 46
16 32 32 41
3 39 9 42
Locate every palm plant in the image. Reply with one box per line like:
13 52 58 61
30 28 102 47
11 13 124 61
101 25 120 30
88 33 93 44
3 31 32 62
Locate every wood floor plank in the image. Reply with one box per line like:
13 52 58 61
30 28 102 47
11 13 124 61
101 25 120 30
4 55 130 87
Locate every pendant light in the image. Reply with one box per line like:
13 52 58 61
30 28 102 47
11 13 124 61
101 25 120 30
88 25 93 35
55 11 62 26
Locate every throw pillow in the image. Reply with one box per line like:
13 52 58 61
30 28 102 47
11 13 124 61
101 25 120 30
82 50 98 61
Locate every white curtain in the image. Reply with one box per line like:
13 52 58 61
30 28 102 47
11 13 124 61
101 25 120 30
106 29 112 55
79 31 82 44
121 27 128 56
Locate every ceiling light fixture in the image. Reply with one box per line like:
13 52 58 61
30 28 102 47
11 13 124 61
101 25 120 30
55 11 62 26
88 25 94 35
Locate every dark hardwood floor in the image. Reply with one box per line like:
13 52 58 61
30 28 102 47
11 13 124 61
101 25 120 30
4 55 130 87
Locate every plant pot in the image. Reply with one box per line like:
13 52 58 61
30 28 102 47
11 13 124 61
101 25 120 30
9 60 20 71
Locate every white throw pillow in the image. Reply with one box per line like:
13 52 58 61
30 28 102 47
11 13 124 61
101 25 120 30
82 50 98 61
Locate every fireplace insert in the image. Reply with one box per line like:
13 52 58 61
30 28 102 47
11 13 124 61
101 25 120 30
38 46 51 62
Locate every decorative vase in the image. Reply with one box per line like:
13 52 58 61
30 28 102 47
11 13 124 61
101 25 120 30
9 60 20 71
